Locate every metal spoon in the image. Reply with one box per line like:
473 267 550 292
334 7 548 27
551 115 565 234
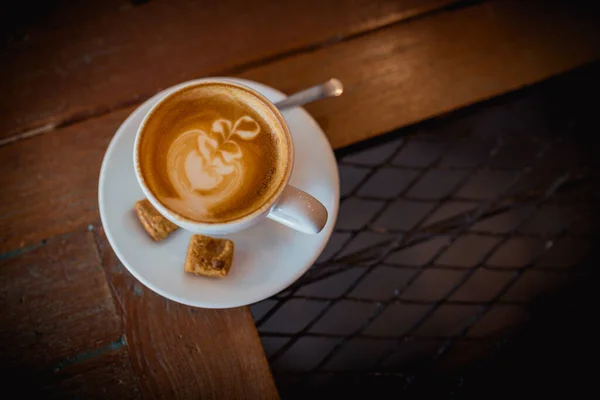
275 78 343 110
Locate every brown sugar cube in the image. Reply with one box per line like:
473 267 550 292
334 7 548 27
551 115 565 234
134 199 179 241
184 235 234 278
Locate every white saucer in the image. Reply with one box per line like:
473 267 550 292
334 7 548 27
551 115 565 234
98 78 339 309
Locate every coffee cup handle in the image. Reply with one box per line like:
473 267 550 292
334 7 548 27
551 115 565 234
267 185 328 234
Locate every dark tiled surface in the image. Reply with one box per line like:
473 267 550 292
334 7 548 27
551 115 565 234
423 201 478 226
270 337 338 371
297 267 363 298
450 268 514 302
399 269 466 301
471 208 525 233
250 299 278 321
336 231 396 257
487 238 547 268
440 139 497 167
535 238 589 269
251 72 599 396
338 165 370 197
336 198 385 230
259 299 329 334
407 169 470 200
315 232 352 263
491 140 546 168
363 303 430 337
502 270 569 301
323 338 395 371
415 305 480 337
349 266 416 301
455 170 518 200
386 236 451 266
433 338 498 372
343 140 403 166
520 204 574 235
467 305 528 337
380 338 441 369
372 199 436 231
392 140 447 168
436 235 499 267
309 301 377 335
261 337 290 358
358 167 418 198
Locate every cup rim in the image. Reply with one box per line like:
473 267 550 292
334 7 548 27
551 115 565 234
133 78 294 230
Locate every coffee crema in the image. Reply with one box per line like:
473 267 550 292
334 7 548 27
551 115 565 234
137 82 290 223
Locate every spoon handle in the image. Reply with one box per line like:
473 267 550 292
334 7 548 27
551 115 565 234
275 78 343 110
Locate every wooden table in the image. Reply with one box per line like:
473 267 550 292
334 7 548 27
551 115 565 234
1 0 598 398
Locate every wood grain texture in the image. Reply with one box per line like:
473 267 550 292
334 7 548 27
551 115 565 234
3 346 141 399
2 1 600 254
93 224 279 399
38 347 141 400
1 0 457 140
0 229 122 366
0 106 135 253
239 0 600 149
0 228 140 397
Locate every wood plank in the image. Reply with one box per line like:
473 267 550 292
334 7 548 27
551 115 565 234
0 0 457 140
0 228 125 375
39 347 141 399
2 346 141 399
239 0 600 149
2 1 600 253
0 106 135 253
93 223 279 399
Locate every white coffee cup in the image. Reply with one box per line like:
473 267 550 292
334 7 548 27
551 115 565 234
133 79 328 235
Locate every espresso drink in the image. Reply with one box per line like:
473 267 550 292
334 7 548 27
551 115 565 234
137 82 290 223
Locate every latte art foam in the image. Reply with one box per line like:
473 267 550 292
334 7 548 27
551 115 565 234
138 82 289 223
165 116 261 218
